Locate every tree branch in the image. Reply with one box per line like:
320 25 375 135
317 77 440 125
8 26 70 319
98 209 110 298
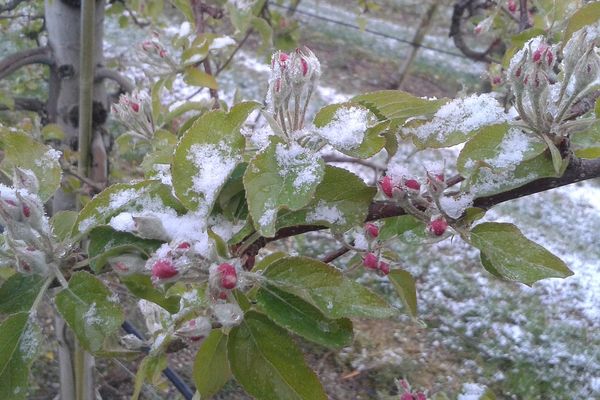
0 0 28 13
247 156 600 259
0 46 52 80
95 67 135 92
518 0 531 32
0 97 46 115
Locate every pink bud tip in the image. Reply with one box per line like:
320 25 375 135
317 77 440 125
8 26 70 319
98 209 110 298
279 52 289 63
177 242 191 249
428 218 448 236
300 57 309 76
399 379 410 390
190 335 205 342
533 49 543 63
416 392 427 400
152 259 178 279
217 263 237 289
378 261 390 275
546 50 554 66
114 262 129 273
130 102 140 113
508 0 517 13
492 76 502 85
218 291 228 300
400 394 415 400
22 205 31 218
363 252 379 270
379 176 394 198
5 199 16 206
365 222 379 238
474 26 482 34
404 179 421 191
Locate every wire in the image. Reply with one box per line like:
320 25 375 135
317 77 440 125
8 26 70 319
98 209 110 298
268 1 470 59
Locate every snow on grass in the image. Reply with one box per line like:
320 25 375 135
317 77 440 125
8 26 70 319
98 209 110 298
403 94 513 144
457 383 488 400
316 106 369 150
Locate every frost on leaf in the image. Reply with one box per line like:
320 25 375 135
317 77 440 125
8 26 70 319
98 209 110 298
315 106 369 150
403 94 514 148
306 201 346 225
187 142 240 215
275 142 322 189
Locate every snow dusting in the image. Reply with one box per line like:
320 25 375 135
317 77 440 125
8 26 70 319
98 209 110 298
403 94 513 144
316 106 369 150
306 201 346 225
275 142 321 189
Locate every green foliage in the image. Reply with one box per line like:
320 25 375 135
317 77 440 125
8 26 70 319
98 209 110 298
470 223 573 285
228 311 327 400
193 330 231 398
55 272 124 353
0 129 61 201
388 269 418 317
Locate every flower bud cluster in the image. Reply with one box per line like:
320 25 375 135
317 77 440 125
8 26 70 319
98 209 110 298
396 378 427 400
267 46 321 134
0 170 56 276
111 90 155 138
137 32 178 75
378 170 452 238
507 29 600 136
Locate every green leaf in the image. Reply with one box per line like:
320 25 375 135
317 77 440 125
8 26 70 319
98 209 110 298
55 272 124 353
172 101 260 212
251 16 273 53
276 166 376 234
263 257 395 319
50 211 78 242
571 124 600 159
252 251 287 272
256 285 353 348
0 129 61 201
352 90 446 122
541 134 564 174
228 311 327 400
457 124 547 176
193 330 231 398
244 137 325 237
0 274 44 315
132 354 168 400
564 1 600 43
388 269 417 317
120 274 181 314
184 67 218 89
41 123 65 141
0 313 41 399
379 215 426 243
313 102 386 158
87 226 162 273
470 222 573 285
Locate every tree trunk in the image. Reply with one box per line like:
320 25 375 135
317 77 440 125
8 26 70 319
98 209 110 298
44 1 108 398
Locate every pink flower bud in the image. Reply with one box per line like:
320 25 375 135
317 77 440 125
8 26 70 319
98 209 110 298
492 76 502 85
130 102 140 113
546 50 554 66
379 176 394 198
363 252 379 270
151 259 178 280
22 205 31 218
416 392 427 400
300 57 309 76
177 242 191 250
217 263 237 289
398 379 410 390
508 0 517 13
474 25 482 35
428 217 448 236
365 222 379 238
378 261 390 275
404 179 421 191
400 394 415 400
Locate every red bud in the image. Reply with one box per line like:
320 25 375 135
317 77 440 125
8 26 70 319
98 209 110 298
428 218 448 236
363 253 379 270
300 57 309 76
508 0 517 12
365 222 379 238
177 242 191 249
22 205 31 218
378 261 390 275
217 263 237 289
379 176 394 198
130 102 140 113
151 259 178 280
404 179 421 191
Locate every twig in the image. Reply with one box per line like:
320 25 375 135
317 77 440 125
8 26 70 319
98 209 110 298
0 46 52 80
95 67 135 92
518 0 531 32
321 246 350 263
63 167 105 193
0 0 28 13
